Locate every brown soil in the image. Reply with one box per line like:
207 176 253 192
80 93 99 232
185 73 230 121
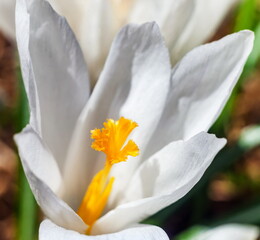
0 32 17 108
0 141 17 240
0 32 17 240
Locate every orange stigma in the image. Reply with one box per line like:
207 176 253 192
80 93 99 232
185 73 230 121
77 117 139 234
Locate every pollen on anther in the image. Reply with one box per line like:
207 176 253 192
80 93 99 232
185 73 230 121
91 117 139 165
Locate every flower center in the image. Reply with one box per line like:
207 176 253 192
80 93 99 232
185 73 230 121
77 117 139 234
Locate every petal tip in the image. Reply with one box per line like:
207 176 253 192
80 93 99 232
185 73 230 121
236 29 255 50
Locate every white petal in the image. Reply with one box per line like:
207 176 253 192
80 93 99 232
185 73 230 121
39 219 169 240
48 0 118 86
0 0 16 40
145 30 254 158
46 0 86 24
62 22 171 210
93 132 226 234
73 0 118 87
14 125 87 233
170 0 238 63
15 125 62 193
129 0 195 62
123 132 226 201
46 0 238 82
16 0 90 170
16 0 41 133
193 224 259 240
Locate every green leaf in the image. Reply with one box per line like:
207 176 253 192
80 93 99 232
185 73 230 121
174 226 208 240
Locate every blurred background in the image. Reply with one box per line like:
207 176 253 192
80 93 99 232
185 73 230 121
0 0 259 239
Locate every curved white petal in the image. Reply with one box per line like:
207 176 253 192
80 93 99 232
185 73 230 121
16 0 40 133
39 219 169 240
0 0 16 40
170 0 238 63
46 0 86 28
75 0 117 87
144 30 254 158
129 0 239 64
14 125 87 233
47 0 238 82
62 22 171 210
193 224 259 240
16 0 90 170
129 0 194 62
93 132 226 234
47 0 118 87
15 125 62 193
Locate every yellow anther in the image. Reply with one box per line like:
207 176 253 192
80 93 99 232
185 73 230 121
77 117 139 234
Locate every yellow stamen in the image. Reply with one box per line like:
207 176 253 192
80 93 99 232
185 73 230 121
77 117 139 234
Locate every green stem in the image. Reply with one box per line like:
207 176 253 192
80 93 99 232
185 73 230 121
18 169 37 240
16 68 38 240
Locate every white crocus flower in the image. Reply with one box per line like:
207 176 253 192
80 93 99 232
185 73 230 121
192 224 260 240
0 0 238 85
15 0 254 239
